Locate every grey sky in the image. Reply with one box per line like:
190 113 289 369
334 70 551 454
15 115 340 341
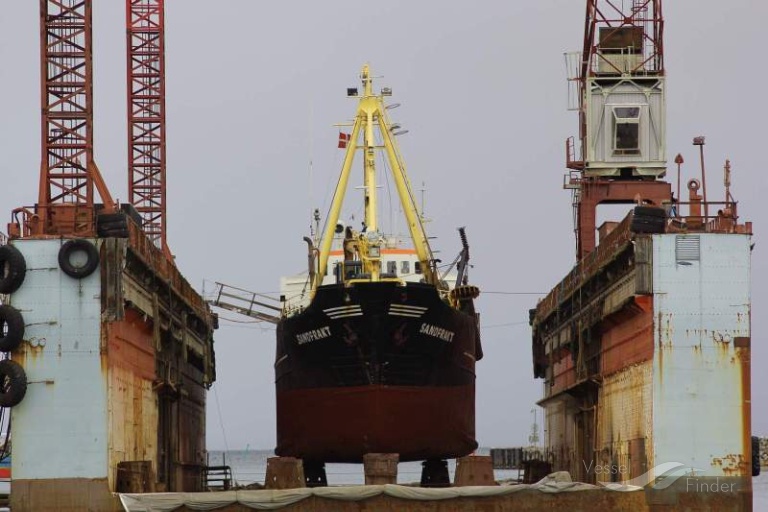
0 1 765 451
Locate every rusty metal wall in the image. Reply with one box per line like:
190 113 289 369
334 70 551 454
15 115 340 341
595 361 653 482
652 233 752 479
600 299 654 375
105 307 159 491
543 397 578 476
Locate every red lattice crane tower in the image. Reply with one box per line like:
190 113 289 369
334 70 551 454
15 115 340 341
573 0 664 148
36 0 115 236
127 0 167 251
565 0 670 260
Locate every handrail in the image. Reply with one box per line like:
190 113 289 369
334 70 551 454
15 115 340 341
534 200 751 324
208 282 281 324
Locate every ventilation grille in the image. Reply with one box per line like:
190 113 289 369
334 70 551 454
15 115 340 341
676 235 700 261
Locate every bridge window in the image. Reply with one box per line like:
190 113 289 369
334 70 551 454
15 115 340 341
613 106 640 155
387 261 397 275
401 261 410 274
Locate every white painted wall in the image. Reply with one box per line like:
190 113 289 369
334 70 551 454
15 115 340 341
9 239 107 480
652 233 751 477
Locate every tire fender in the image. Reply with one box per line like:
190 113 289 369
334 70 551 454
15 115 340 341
0 359 27 407
0 305 24 352
0 244 26 294
58 239 99 279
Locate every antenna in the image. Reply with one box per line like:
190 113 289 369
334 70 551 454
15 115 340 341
419 181 427 222
693 136 708 219
724 159 732 206
528 408 540 447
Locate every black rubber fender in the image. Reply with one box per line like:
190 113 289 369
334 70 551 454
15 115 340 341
58 239 99 279
0 305 24 352
753 436 761 477
0 244 26 294
0 359 27 407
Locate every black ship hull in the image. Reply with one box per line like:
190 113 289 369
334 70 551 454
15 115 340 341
275 281 481 463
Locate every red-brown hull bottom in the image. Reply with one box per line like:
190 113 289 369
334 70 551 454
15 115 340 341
276 384 477 463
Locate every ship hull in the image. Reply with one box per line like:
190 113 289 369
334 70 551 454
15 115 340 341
275 281 481 463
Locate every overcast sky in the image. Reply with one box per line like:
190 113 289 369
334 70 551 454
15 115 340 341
0 1 765 451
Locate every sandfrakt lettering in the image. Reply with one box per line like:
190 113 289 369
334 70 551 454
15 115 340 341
419 323 454 342
296 326 332 345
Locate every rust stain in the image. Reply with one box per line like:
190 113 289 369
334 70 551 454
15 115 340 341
656 312 664 387
600 308 653 375
711 454 749 476
106 308 156 381
19 337 46 364
739 331 752 480
734 336 750 349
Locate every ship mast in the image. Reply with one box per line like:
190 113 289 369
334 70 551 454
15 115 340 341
314 65 436 293
361 67 378 233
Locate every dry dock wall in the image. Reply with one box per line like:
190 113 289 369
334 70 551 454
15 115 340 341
158 493 649 512
652 234 752 478
7 237 215 511
533 232 753 509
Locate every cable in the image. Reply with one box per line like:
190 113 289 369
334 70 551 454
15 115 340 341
482 291 548 296
481 321 529 330
217 316 265 325
213 386 231 454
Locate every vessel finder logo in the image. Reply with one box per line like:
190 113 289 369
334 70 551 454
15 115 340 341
585 461 706 490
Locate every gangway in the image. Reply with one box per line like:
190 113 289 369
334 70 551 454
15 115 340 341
208 282 281 324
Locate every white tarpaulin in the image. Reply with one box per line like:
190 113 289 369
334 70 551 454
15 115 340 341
119 473 639 511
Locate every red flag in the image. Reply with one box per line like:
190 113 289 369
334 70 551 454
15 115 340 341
338 132 351 149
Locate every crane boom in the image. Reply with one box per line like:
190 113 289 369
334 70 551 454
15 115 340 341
127 0 167 250
39 0 115 236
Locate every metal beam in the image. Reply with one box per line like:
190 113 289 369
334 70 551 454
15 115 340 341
127 0 167 250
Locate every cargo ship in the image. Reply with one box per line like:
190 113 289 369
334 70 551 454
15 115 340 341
274 66 482 471
530 1 754 508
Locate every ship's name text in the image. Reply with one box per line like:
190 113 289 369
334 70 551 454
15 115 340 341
420 323 455 342
296 326 332 345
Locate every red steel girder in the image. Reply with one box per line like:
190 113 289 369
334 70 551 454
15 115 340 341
570 1 665 170
127 0 167 249
38 0 115 236
581 0 664 81
39 0 95 214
